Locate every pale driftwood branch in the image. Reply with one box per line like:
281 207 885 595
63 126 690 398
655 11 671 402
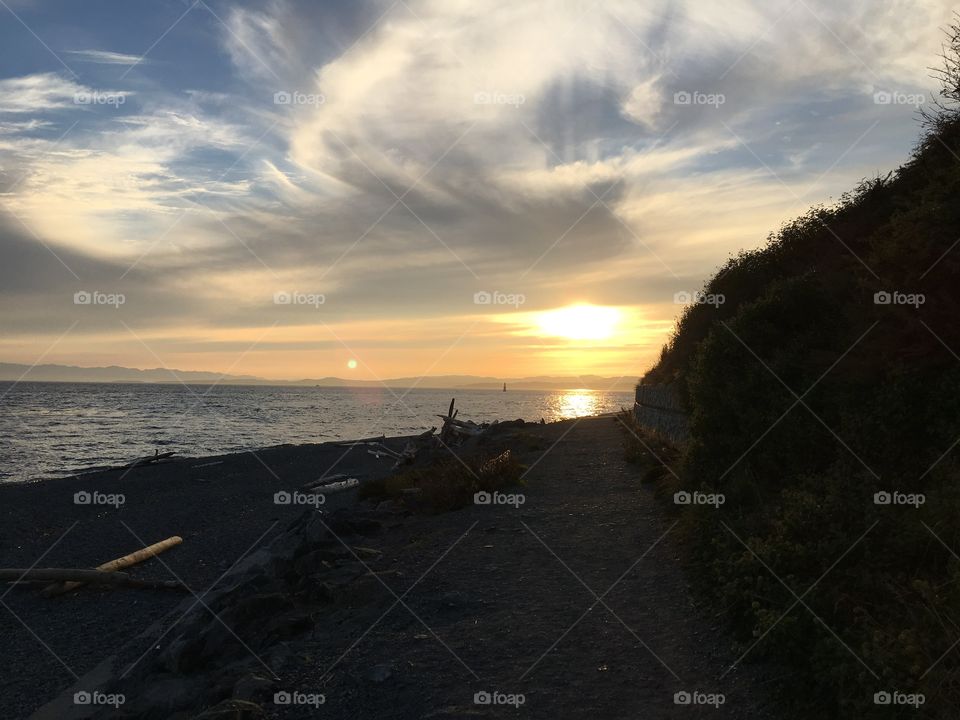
391 441 418 469
41 536 183 597
367 447 402 460
300 473 351 491
331 435 386 447
306 478 360 495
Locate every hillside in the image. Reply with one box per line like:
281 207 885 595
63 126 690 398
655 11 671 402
637 21 960 719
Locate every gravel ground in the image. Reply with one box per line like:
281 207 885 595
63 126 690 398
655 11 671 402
265 416 779 719
3 417 781 718
0 436 415 720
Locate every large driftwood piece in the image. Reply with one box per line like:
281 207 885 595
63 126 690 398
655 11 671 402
1 569 186 591
41 536 183 597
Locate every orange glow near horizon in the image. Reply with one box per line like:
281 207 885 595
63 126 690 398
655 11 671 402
535 304 622 341
0 304 677 381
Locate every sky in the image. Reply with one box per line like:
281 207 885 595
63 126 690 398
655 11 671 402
0 0 955 382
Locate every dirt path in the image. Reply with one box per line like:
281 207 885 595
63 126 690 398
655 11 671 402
279 416 776 719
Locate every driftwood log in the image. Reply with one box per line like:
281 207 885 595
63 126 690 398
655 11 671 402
438 398 483 445
332 435 386 447
300 473 350 491
1 569 186 592
305 478 360 495
41 535 183 597
125 450 176 468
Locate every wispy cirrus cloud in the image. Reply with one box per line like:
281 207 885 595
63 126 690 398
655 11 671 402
65 49 153 65
0 73 91 113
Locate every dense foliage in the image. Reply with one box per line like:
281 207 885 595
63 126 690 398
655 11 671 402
641 22 960 718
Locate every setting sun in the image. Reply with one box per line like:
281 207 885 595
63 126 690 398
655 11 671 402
535 305 622 341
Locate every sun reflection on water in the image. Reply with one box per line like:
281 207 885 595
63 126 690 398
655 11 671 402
554 389 600 419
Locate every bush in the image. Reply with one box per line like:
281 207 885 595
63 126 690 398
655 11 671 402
637 20 960 718
358 450 524 514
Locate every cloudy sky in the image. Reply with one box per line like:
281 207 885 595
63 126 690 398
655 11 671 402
0 0 954 381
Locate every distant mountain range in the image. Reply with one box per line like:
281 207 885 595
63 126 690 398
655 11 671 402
0 362 638 392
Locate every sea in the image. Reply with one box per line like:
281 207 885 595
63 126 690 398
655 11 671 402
0 382 634 483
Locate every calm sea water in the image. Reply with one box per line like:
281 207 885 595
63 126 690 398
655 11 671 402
0 382 633 483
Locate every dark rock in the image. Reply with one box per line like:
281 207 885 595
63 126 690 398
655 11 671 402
367 664 393 683
191 699 266 719
232 673 276 702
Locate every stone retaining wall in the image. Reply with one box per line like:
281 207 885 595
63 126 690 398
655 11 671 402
634 384 689 446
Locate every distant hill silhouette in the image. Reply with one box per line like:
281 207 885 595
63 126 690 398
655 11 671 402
0 362 635 392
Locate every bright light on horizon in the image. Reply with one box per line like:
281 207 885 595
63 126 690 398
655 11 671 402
535 304 622 341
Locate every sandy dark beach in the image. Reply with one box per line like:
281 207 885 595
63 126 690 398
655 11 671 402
0 416 777 719
0 433 418 718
